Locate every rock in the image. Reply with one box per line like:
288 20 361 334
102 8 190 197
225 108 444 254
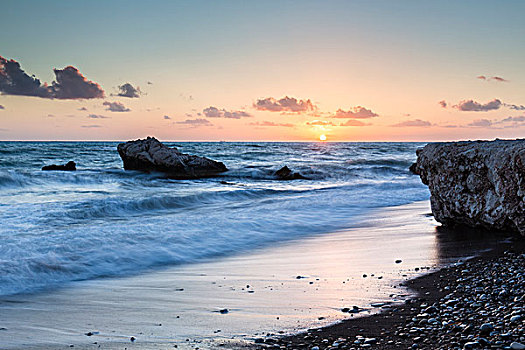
117 137 227 179
42 161 76 171
511 342 525 350
479 323 493 334
274 166 307 180
414 139 525 235
409 162 419 175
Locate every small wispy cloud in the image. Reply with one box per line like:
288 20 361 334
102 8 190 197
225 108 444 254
81 124 102 128
439 100 447 108
339 119 369 126
175 118 213 127
253 96 316 113
329 107 378 119
392 119 432 127
78 107 88 111
163 115 171 120
249 121 294 127
306 120 335 126
115 83 141 98
87 114 110 119
504 103 525 111
202 106 252 119
453 99 502 112
103 101 130 112
477 75 508 82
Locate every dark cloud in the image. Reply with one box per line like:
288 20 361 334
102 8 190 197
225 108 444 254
203 106 252 119
163 115 171 120
339 119 368 126
147 81 153 85
116 83 141 98
175 118 213 127
306 120 335 126
249 121 294 127
103 101 130 112
330 107 378 119
392 119 432 127
0 104 4 110
439 100 447 108
0 56 104 99
253 96 316 113
51 66 105 99
78 107 88 111
454 99 502 112
504 103 525 111
87 114 110 119
81 124 102 128
500 116 525 123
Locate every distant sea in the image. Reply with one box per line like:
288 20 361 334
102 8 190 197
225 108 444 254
0 141 429 296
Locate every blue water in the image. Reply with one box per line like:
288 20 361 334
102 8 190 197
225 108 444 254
0 141 429 296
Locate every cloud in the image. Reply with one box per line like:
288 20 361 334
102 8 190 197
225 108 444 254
249 121 294 127
253 96 316 113
202 106 252 119
0 56 104 99
163 115 171 120
504 103 525 111
453 99 502 112
465 116 525 129
306 120 335 126
330 107 378 119
499 116 525 124
478 75 508 82
339 119 368 126
0 104 4 110
467 119 493 127
78 107 88 111
392 119 432 127
103 101 130 112
81 124 101 128
116 83 141 98
439 100 447 108
87 114 110 119
175 118 213 127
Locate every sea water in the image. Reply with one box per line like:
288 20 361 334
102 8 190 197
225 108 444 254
0 141 429 296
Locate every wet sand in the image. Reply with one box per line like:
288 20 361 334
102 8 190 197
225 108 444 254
0 201 507 349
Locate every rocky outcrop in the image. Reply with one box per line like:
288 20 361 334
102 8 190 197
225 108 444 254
413 139 524 235
274 166 307 180
117 137 227 179
42 161 76 171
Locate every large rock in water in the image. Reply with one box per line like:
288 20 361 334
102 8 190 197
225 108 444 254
117 137 227 179
413 139 524 235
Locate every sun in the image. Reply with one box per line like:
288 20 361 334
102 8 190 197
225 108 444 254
319 134 327 141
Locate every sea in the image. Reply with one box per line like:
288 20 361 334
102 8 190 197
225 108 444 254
0 141 429 297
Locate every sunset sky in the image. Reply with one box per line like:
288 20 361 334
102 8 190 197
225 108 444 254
1 0 525 141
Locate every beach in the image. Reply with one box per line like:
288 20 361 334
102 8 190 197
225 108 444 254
0 200 515 350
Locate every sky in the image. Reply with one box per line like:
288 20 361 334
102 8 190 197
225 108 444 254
1 0 525 141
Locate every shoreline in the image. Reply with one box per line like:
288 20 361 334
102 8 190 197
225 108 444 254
249 235 524 350
0 201 520 350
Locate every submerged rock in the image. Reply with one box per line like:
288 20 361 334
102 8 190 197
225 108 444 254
117 137 227 179
42 161 76 171
414 139 525 235
274 166 307 180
